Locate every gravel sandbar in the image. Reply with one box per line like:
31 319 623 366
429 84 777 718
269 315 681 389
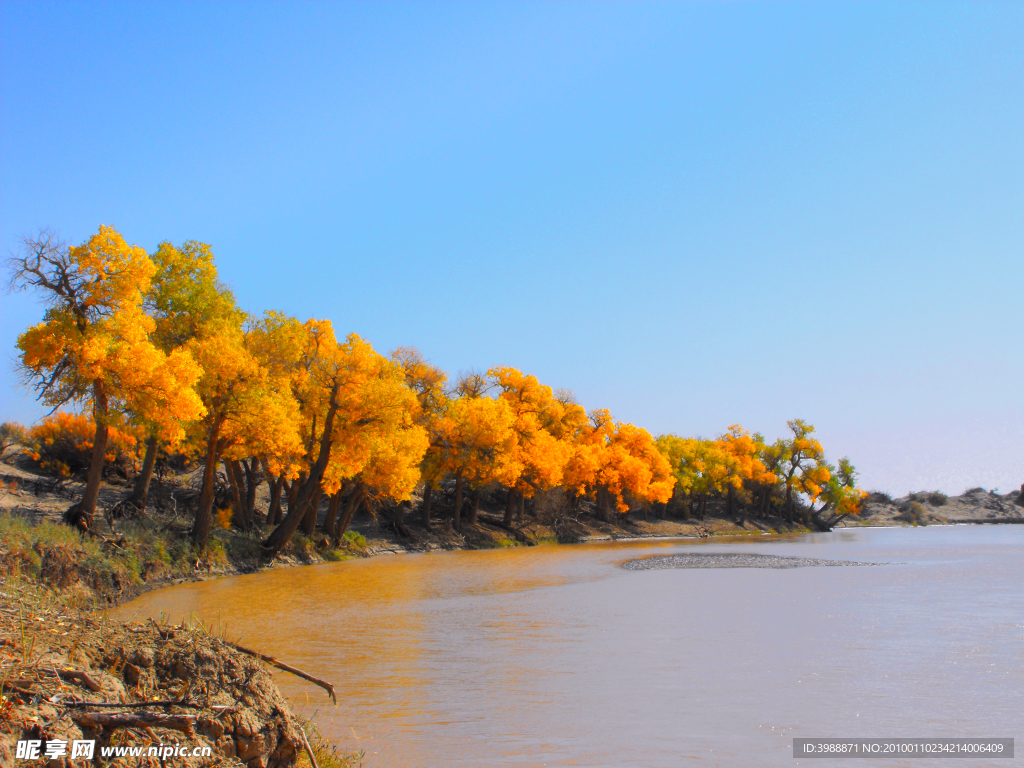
622 553 888 570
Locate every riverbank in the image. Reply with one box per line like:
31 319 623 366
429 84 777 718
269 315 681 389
2 451 1022 604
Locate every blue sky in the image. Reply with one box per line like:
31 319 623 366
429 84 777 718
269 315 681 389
2 2 1022 495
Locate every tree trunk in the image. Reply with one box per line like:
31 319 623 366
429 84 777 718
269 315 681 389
596 488 610 522
335 484 363 540
300 485 322 536
517 492 525 524
262 457 285 526
242 459 260 525
127 434 159 511
262 388 341 557
190 425 223 549
784 474 796 524
452 472 464 531
226 459 248 530
421 484 432 529
391 500 412 537
324 491 343 537
503 488 518 527
266 476 284 525
77 380 110 523
279 482 290 523
467 487 481 526
287 474 302 515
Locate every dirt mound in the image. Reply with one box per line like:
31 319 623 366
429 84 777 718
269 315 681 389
859 487 1024 527
0 578 307 767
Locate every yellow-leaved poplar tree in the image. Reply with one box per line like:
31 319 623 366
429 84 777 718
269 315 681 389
12 227 204 526
128 239 241 512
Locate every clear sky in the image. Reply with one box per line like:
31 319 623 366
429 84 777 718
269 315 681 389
1 2 1021 496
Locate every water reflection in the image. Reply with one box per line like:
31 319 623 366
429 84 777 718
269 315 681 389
117 527 1024 767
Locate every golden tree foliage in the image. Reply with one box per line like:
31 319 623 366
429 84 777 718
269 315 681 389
774 419 830 520
489 367 572 497
242 312 309 479
261 324 429 553
187 321 302 546
320 334 428 500
602 421 674 511
437 395 520 489
147 240 241 352
13 227 205 519
565 409 673 516
718 425 775 496
391 347 450 498
16 228 204 437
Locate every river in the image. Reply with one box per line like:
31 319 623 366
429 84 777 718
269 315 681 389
117 526 1024 767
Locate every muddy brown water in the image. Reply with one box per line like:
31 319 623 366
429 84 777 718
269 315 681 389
115 527 1024 767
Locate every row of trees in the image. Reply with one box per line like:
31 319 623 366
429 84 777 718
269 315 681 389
655 421 864 529
9 227 865 556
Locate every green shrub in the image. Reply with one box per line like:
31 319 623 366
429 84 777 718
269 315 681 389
897 501 927 525
866 491 894 505
288 533 315 559
321 548 351 562
205 537 228 568
223 531 262 562
928 491 948 506
342 530 367 548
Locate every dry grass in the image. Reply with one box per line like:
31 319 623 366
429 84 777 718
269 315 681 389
294 718 364 768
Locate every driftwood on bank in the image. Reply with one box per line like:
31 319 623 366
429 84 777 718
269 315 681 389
70 710 196 734
299 726 321 768
2 679 35 692
224 641 337 704
63 699 202 709
55 668 101 692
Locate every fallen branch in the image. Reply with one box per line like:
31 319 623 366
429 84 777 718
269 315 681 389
149 617 169 639
55 669 101 692
63 699 201 709
70 710 196 734
298 726 321 768
1 679 35 692
224 641 336 704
